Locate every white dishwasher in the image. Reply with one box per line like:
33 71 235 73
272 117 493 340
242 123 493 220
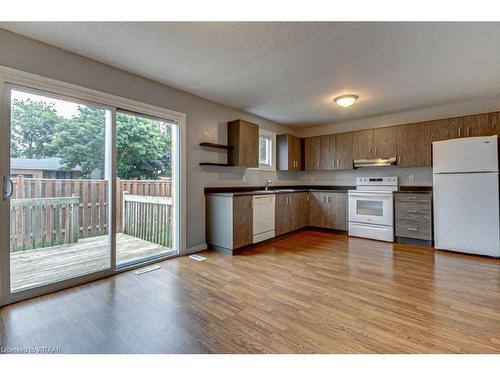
252 194 275 243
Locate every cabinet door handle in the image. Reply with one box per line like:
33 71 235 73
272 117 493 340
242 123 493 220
407 227 418 231
458 127 461 137
467 127 470 136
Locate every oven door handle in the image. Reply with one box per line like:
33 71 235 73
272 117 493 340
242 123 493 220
349 193 392 198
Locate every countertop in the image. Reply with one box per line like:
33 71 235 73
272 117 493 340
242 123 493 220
205 185 354 196
205 185 432 196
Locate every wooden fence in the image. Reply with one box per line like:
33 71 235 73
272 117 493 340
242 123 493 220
11 176 172 236
122 193 173 248
10 196 80 251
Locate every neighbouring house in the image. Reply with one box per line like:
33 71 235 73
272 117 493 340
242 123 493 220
10 157 83 179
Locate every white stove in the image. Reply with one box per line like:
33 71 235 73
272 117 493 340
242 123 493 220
348 177 398 242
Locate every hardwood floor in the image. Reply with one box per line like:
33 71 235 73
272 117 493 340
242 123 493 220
1 230 499 353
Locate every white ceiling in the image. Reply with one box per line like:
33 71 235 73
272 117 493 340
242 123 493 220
2 22 500 127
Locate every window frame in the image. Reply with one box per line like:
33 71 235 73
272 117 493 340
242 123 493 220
257 128 276 171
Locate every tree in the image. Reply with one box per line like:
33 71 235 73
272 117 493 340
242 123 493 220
116 113 172 179
51 106 106 177
11 98 62 158
11 98 173 180
50 107 172 179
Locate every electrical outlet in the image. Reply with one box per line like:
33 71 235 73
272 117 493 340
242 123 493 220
409 175 414 182
242 175 246 182
311 176 315 182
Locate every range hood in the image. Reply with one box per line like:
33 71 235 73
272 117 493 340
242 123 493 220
353 157 397 168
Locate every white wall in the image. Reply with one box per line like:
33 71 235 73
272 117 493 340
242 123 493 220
0 29 301 250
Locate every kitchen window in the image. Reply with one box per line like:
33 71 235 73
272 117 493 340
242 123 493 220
258 129 276 170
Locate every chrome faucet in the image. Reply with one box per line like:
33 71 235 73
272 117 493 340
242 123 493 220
264 179 272 191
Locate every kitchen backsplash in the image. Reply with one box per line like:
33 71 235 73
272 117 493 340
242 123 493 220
298 167 433 186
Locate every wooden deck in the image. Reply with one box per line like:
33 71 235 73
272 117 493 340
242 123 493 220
10 233 174 292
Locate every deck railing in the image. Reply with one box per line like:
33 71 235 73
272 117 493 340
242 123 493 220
11 176 172 236
9 176 173 252
10 196 80 251
122 193 173 248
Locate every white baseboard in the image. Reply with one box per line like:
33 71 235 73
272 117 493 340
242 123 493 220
185 243 208 255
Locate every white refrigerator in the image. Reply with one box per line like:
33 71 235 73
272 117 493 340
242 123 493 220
433 135 500 257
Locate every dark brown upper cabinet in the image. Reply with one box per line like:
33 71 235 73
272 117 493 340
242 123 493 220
352 127 397 161
461 113 496 137
430 118 460 142
396 121 433 168
373 126 397 159
304 136 321 171
227 119 259 168
319 134 336 170
335 132 354 170
277 134 302 171
304 133 353 171
493 112 500 137
431 112 499 142
352 129 374 160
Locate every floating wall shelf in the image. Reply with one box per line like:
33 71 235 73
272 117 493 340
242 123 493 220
199 142 234 150
199 162 234 167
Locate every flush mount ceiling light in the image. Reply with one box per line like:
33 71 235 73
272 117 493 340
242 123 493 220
334 95 358 108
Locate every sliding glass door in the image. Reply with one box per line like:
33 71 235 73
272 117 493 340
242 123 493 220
115 111 177 267
0 80 181 304
6 86 113 293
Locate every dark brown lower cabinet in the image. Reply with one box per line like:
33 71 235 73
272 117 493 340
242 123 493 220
292 192 309 230
308 192 347 230
308 192 330 228
275 193 289 236
330 193 348 231
232 195 253 248
275 192 309 236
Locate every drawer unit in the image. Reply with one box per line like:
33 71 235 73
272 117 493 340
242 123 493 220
396 202 431 220
395 192 433 243
395 192 431 204
395 218 432 241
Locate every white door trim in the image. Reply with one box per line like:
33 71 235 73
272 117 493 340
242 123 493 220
0 65 187 305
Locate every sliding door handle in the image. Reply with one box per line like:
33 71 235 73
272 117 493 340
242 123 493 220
3 176 13 200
